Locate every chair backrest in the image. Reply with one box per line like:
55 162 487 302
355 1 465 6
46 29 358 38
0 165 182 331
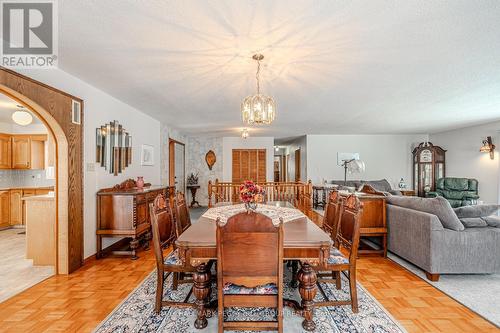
217 212 283 288
173 192 192 237
338 194 363 264
323 189 342 246
150 194 176 271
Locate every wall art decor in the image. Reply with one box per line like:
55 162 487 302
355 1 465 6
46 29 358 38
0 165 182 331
96 120 132 176
141 144 154 166
205 150 216 170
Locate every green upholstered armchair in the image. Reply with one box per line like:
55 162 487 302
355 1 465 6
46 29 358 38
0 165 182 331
426 177 479 208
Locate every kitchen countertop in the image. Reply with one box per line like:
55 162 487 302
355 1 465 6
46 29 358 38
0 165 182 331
22 194 55 201
0 186 55 191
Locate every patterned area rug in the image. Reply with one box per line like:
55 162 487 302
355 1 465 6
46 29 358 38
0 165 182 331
94 265 406 333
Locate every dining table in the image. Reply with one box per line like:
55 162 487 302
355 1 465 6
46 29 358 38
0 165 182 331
175 201 332 331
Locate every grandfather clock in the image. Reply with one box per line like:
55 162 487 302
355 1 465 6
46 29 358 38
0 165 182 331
412 142 446 197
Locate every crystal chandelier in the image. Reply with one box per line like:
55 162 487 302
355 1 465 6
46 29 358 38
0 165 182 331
241 54 276 125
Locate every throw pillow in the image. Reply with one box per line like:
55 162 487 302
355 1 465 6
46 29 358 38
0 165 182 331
459 217 488 228
453 204 500 218
483 215 500 228
386 195 464 231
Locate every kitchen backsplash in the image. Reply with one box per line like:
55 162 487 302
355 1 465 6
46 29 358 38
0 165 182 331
0 169 56 189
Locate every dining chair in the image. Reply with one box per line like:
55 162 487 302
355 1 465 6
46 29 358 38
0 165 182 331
216 212 284 333
173 192 192 237
315 194 363 313
318 189 343 288
321 189 342 244
150 193 195 314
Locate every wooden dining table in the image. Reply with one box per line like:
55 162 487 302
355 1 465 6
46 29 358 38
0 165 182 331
175 201 332 331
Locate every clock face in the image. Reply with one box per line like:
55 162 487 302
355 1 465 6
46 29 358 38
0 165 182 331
420 149 432 162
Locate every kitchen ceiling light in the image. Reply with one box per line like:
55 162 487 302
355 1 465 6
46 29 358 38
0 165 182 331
12 109 33 126
241 54 276 125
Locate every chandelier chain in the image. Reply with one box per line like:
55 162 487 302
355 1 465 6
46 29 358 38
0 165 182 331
256 59 260 95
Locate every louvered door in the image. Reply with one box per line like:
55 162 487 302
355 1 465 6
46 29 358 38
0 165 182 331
232 149 266 183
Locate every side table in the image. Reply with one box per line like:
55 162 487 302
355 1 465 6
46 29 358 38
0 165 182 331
186 185 201 208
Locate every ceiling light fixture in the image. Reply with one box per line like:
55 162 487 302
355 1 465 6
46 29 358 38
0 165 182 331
241 128 249 139
241 54 276 125
12 106 33 126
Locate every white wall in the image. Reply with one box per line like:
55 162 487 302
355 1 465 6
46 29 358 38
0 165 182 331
430 122 500 204
18 68 162 259
306 134 428 188
222 137 274 182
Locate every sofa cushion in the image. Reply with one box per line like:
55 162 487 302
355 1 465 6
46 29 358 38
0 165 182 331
386 195 464 231
483 215 500 228
454 204 500 218
459 217 488 228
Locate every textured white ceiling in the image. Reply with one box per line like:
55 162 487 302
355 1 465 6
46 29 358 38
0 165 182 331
58 0 500 137
0 93 41 124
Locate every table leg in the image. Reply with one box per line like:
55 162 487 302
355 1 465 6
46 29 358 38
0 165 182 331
193 263 211 329
297 263 317 331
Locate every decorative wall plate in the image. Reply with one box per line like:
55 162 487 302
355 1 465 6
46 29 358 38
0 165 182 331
205 150 216 170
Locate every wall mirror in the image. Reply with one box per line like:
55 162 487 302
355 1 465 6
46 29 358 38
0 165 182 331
96 120 132 175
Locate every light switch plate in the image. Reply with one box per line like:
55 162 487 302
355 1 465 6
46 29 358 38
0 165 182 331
86 163 96 172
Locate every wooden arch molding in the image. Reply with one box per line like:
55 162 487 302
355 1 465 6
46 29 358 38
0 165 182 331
0 68 83 274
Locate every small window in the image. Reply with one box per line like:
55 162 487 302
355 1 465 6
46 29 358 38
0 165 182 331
72 100 81 125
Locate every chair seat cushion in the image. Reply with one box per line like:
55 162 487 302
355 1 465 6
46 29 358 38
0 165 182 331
164 249 182 265
223 283 278 295
327 248 349 265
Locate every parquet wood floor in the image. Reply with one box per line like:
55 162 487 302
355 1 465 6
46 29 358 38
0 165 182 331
0 209 497 333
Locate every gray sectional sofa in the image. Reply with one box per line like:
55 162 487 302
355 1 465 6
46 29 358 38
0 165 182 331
386 195 500 281
330 179 402 195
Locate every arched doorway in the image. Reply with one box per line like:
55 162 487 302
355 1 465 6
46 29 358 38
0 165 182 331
0 68 84 274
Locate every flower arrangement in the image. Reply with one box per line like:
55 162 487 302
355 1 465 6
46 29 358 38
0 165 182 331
187 172 199 185
239 180 265 211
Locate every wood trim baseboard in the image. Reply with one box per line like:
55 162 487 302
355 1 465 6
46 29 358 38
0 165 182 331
83 238 132 265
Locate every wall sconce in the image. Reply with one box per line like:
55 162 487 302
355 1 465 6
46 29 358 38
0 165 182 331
480 136 495 160
241 128 249 139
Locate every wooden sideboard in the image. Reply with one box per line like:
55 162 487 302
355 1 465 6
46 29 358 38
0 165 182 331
339 185 387 257
96 180 174 259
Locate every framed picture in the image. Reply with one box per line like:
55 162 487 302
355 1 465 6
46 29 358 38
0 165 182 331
337 152 360 166
141 144 154 166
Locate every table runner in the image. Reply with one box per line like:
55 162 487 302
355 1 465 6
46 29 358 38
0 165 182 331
201 203 306 226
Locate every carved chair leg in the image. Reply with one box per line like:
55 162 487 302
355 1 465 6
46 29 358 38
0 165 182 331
155 271 164 314
172 272 179 291
348 268 358 313
334 271 341 290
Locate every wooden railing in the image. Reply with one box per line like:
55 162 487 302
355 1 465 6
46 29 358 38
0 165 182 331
208 179 313 209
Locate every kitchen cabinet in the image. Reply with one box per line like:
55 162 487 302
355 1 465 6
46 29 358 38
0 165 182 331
12 135 31 169
0 133 47 170
9 189 22 225
0 191 10 228
0 134 11 169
